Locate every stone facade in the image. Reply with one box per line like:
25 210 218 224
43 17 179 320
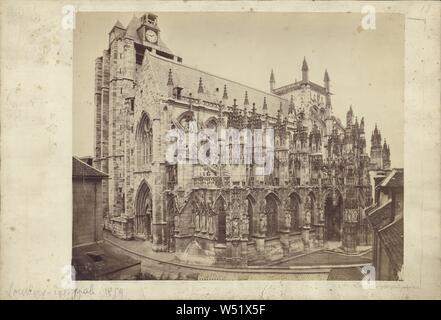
93 13 392 267
72 157 107 247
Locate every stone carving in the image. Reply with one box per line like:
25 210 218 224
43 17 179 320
284 212 292 230
208 214 214 234
259 213 267 234
201 212 206 232
195 210 200 231
345 209 359 223
232 219 239 237
318 208 324 222
174 214 180 231
242 215 249 236
226 216 232 238
304 210 311 228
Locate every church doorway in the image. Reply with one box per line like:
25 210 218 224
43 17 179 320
134 181 152 240
324 192 343 241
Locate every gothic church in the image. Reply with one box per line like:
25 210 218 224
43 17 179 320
93 13 392 266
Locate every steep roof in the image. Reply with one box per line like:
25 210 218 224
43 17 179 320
366 199 393 231
378 218 403 271
73 157 108 179
272 80 328 96
380 169 404 188
113 20 125 30
146 51 290 117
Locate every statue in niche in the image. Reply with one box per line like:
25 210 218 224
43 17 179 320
285 212 292 230
319 208 324 222
259 213 267 234
242 215 249 236
305 209 311 228
174 214 180 231
226 216 232 238
231 201 240 219
201 211 206 232
208 213 214 234
195 210 200 231
232 219 239 237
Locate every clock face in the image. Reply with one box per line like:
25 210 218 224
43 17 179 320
145 29 158 43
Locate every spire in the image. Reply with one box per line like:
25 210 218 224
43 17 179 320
244 91 249 106
324 69 330 82
252 102 256 114
360 117 365 131
222 84 228 100
167 69 174 98
289 95 295 114
270 69 276 91
189 92 193 112
167 69 174 86
346 105 353 126
277 107 282 123
302 57 309 71
324 69 330 93
302 57 309 82
198 77 204 94
113 20 125 30
263 97 268 114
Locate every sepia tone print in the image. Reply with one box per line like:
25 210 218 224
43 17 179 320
72 12 404 281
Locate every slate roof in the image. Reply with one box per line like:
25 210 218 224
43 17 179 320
73 157 108 179
378 218 403 271
272 80 329 96
146 51 290 117
380 169 404 188
366 199 393 231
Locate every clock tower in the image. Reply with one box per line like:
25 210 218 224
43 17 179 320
137 13 160 46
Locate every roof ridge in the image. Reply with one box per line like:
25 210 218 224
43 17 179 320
73 156 108 177
367 198 392 217
274 80 329 94
146 51 289 102
378 215 403 233
380 169 398 187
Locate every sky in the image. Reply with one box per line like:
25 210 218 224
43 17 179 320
73 11 404 168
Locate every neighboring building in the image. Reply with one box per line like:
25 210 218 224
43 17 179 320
72 157 140 280
366 169 403 280
73 156 107 246
92 13 392 266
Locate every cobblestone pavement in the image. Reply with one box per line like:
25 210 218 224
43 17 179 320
103 231 371 280
274 251 372 267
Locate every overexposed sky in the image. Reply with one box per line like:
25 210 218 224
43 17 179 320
73 12 404 167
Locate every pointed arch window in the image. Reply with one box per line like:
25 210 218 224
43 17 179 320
136 113 153 167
